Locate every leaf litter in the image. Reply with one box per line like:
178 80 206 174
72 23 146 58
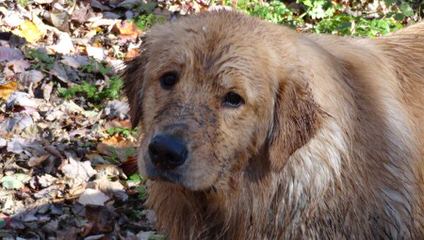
0 0 206 238
0 0 235 237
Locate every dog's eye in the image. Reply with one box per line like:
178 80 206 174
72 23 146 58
223 92 244 108
160 72 178 90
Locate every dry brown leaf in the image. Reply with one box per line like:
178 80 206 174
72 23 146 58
124 48 140 61
81 205 116 236
0 81 18 100
119 156 138 176
113 20 141 40
4 60 30 76
99 135 126 147
28 154 49 167
96 135 137 161
104 119 132 129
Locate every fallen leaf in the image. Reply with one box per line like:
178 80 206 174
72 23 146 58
4 60 30 76
49 32 74 54
28 154 49 167
43 81 53 101
50 6 70 31
0 47 24 62
33 185 60 199
49 62 66 82
61 157 97 182
34 0 54 3
97 135 137 161
0 81 17 100
6 91 42 109
86 45 106 61
78 188 110 206
71 3 93 23
113 20 141 40
87 17 119 28
61 55 89 69
90 0 112 11
0 218 6 229
82 205 116 236
3 11 24 27
45 109 65 121
124 48 140 61
37 174 57 188
103 12 121 19
104 100 129 119
0 174 31 190
104 119 132 129
1 112 34 133
94 177 128 201
137 231 156 240
6 137 29 154
95 164 122 178
18 70 44 86
117 0 142 9
0 137 6 148
15 20 44 43
59 100 85 114
120 156 138 176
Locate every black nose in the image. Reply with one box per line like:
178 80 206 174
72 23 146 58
148 134 188 170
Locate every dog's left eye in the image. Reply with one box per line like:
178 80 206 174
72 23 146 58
160 72 179 90
223 92 244 108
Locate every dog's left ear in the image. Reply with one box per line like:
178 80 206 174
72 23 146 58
123 51 148 128
268 80 323 171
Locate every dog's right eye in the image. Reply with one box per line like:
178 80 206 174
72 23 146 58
223 92 244 108
160 72 179 90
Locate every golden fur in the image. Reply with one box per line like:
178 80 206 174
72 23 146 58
124 11 424 239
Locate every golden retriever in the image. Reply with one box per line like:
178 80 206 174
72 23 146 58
124 11 424 239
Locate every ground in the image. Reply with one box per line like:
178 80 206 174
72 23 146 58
0 0 421 239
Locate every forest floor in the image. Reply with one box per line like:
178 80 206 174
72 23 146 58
0 0 421 239
0 0 180 239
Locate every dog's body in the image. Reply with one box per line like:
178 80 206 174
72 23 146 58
124 11 424 239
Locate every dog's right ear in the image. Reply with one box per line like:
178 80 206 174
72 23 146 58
123 50 148 127
267 79 323 171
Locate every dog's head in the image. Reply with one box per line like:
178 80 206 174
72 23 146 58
124 11 323 191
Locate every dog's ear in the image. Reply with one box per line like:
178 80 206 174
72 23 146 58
123 50 148 127
268 80 322 171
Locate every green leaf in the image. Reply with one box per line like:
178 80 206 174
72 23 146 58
139 1 157 13
400 2 414 17
384 0 396 5
136 185 148 201
148 234 167 240
0 174 31 190
59 76 123 103
135 14 165 30
0 219 6 229
128 173 144 184
299 0 313 8
394 13 405 21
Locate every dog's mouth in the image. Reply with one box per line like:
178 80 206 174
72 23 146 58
142 156 184 183
148 169 183 184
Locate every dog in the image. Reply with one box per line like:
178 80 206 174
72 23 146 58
124 10 424 239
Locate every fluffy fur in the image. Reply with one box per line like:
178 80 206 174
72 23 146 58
124 11 424 239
